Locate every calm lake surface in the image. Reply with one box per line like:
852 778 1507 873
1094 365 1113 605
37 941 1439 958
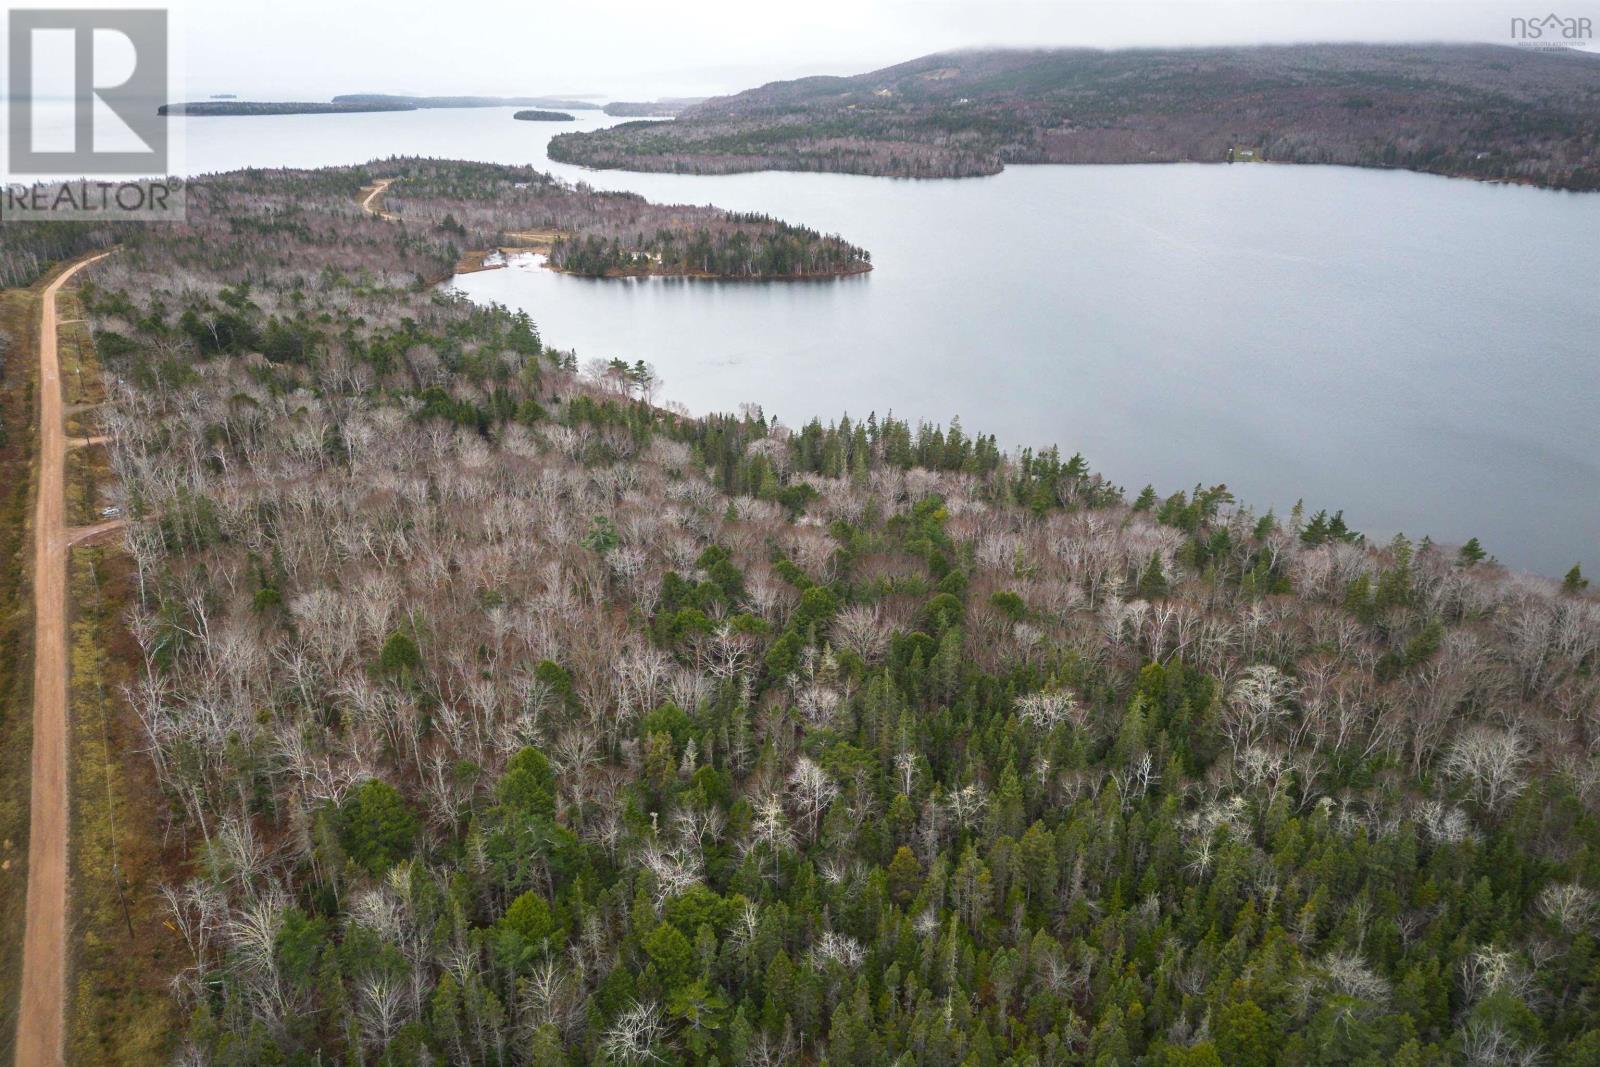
132 109 1600 572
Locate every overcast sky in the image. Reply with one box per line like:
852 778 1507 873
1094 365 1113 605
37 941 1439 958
163 0 1597 99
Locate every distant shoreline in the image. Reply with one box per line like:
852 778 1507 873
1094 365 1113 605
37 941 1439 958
549 136 1600 193
160 101 409 116
549 43 1600 191
163 93 604 117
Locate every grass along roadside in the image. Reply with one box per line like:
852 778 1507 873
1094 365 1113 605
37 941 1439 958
57 295 105 531
65 541 177 1066
54 284 179 1065
0 282 41 1067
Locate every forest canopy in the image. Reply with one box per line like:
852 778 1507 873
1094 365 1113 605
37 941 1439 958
33 150 1600 1066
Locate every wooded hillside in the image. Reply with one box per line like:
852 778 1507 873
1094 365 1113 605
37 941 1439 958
550 44 1600 187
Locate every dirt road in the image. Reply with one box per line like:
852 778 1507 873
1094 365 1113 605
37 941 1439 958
16 251 110 1067
359 178 397 220
65 519 126 548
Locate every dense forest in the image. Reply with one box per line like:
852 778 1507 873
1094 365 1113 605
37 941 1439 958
545 214 871 279
36 143 1600 1067
550 44 1600 187
515 111 577 123
0 219 122 289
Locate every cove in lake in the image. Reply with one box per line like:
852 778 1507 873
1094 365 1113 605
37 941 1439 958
107 106 1600 573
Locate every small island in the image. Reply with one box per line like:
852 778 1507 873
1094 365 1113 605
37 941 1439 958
513 109 575 122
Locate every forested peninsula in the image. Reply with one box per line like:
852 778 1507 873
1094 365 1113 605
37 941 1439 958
2 161 869 286
372 160 871 279
604 99 706 117
5 145 1596 1067
550 44 1600 188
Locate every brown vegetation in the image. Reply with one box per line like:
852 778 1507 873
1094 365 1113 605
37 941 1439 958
0 280 42 1066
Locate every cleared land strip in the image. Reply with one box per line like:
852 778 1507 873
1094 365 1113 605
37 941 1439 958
16 250 110 1067
358 177 398 220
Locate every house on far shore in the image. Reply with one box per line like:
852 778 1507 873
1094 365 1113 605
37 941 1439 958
1227 145 1264 163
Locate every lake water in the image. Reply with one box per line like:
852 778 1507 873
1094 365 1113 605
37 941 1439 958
71 106 1600 573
